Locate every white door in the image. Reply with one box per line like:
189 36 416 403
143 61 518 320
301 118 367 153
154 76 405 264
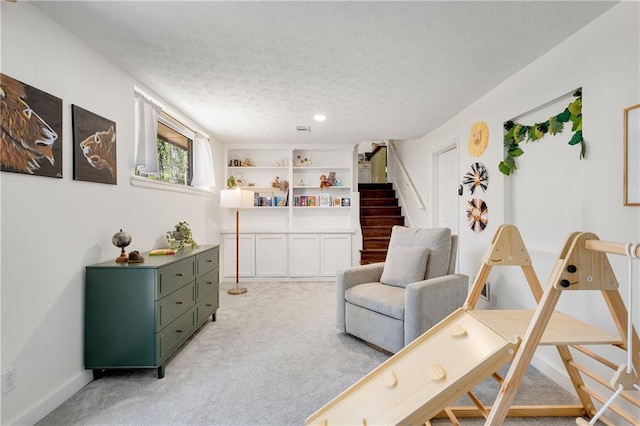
437 146 459 235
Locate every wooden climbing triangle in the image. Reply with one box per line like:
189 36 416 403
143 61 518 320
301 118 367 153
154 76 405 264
305 224 639 425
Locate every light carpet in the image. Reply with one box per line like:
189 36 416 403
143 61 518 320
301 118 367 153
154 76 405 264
37 281 581 425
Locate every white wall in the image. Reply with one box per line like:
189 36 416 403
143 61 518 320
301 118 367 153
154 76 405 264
395 1 639 395
2 1 639 424
0 3 226 424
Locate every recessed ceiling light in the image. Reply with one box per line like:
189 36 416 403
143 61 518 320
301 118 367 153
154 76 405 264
313 114 327 122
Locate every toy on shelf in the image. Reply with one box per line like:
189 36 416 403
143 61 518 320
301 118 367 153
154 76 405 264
326 171 336 186
271 176 281 188
319 174 331 190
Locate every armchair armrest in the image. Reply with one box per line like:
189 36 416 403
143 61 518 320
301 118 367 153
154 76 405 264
336 262 385 332
404 274 469 345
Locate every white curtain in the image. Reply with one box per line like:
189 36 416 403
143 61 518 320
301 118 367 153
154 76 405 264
134 91 162 174
192 132 215 188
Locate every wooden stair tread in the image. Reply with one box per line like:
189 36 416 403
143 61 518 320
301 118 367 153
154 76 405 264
359 182 401 264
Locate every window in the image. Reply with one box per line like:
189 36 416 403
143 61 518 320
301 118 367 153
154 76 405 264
134 89 214 192
156 116 193 185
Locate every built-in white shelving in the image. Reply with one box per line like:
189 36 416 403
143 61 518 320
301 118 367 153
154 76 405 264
221 145 358 279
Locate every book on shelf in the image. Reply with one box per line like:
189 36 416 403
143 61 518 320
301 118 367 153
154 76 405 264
307 195 316 207
341 197 351 207
258 192 273 207
319 194 332 207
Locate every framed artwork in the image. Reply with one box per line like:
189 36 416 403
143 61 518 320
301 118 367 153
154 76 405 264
72 105 117 184
1 73 63 178
624 104 640 206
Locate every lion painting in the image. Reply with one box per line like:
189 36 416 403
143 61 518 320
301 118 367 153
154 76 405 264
72 104 117 184
0 74 62 177
80 125 116 180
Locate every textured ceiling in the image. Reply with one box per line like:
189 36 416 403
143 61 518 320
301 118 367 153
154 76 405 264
32 1 617 146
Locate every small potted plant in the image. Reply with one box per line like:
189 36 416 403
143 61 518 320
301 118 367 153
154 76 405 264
166 221 198 250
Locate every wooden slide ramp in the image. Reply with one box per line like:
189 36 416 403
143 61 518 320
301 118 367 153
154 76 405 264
307 224 638 425
305 308 520 426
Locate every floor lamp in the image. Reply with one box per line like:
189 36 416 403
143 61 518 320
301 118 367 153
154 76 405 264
220 188 253 295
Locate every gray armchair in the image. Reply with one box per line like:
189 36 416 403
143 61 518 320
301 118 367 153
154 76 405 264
337 226 468 353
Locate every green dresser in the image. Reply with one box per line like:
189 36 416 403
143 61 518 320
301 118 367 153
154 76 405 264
84 245 219 378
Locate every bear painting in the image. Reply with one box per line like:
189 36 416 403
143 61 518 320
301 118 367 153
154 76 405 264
0 74 63 178
72 104 117 185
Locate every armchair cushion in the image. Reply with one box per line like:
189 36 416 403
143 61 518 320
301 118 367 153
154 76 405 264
345 283 405 320
388 226 452 279
380 246 429 288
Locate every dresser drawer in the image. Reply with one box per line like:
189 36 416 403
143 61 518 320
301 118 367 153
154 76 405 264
196 247 219 276
196 291 219 324
196 269 219 301
158 258 195 299
157 282 195 330
157 308 195 362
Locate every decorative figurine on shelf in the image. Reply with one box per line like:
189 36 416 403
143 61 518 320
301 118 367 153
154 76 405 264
112 229 132 263
294 155 312 167
271 176 281 188
242 156 253 167
166 221 198 251
319 174 331 190
128 250 144 263
227 175 236 188
279 179 289 193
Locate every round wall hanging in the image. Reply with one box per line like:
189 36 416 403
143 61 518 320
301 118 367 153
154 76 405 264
466 198 488 232
462 162 489 195
468 121 489 157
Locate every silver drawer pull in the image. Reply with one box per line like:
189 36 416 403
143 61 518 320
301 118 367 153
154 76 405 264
175 273 183 277
206 281 212 285
205 304 212 307
176 330 182 333
206 260 212 263
175 301 183 304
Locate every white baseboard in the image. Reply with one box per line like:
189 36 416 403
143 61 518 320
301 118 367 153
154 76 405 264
9 371 92 425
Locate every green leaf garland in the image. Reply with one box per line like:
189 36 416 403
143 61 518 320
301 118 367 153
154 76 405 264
499 88 584 176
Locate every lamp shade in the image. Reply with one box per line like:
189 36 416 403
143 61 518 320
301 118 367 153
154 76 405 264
220 188 254 209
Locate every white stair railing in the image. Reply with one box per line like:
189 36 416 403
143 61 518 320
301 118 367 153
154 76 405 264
388 141 425 211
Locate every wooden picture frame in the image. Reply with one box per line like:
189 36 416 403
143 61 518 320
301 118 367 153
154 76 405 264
624 104 640 205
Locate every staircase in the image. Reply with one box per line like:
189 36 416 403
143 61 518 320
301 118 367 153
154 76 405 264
359 182 405 264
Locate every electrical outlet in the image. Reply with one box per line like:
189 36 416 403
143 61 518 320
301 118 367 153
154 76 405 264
490 293 498 307
2 367 17 394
